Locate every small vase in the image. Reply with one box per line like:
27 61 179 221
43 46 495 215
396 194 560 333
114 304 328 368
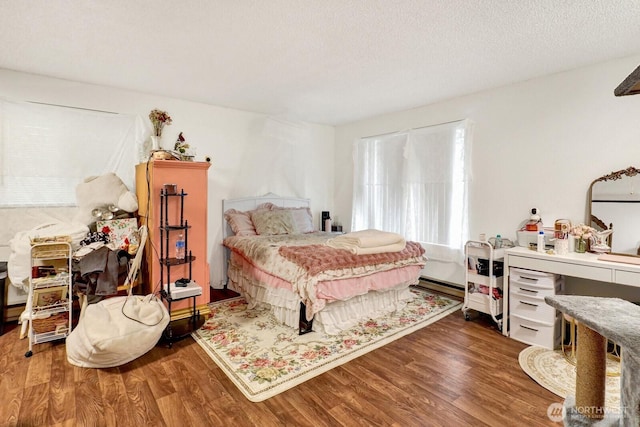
150 135 161 150
575 238 587 254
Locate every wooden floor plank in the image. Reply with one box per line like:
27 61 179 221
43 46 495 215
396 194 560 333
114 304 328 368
0 293 562 426
17 384 50 426
24 344 53 387
164 357 225 425
47 344 76 425
74 375 107 427
96 369 137 427
121 372 167 426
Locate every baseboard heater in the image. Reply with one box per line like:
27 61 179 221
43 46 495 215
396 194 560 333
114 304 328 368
418 277 464 297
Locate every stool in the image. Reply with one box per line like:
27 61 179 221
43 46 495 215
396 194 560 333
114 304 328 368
562 313 620 377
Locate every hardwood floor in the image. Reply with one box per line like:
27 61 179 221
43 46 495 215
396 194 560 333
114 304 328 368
0 294 561 427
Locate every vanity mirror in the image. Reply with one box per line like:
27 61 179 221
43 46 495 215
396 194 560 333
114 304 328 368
588 166 640 256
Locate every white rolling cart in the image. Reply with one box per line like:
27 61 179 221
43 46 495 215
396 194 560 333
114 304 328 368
462 240 505 331
24 241 73 357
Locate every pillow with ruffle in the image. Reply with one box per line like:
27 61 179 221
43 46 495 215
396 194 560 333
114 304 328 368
224 209 256 236
250 210 295 235
224 203 279 236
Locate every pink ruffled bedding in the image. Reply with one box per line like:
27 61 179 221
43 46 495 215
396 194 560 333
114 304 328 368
223 232 427 317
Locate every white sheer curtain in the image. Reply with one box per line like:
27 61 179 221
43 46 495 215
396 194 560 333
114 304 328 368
0 100 144 207
352 119 472 262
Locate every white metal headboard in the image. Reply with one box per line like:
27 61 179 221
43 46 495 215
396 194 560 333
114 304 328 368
221 193 311 287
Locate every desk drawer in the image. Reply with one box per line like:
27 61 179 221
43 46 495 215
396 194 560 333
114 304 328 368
614 269 640 287
510 292 557 321
510 268 560 289
510 313 561 350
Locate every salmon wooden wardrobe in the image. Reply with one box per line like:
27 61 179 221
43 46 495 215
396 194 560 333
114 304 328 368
135 160 211 320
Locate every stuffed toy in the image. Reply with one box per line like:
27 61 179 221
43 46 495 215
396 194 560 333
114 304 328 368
73 173 138 225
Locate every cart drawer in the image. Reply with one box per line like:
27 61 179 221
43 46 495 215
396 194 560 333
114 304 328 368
509 292 556 321
510 313 561 350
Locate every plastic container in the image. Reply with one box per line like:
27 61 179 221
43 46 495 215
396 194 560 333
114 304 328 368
495 234 503 249
176 233 185 260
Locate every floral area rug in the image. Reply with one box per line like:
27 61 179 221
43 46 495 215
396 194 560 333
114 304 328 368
191 287 462 402
518 346 621 409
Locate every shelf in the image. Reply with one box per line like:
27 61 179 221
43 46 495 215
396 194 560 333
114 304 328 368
161 283 202 302
160 255 196 266
463 240 504 330
26 242 72 357
32 305 70 316
30 243 72 260
466 272 503 288
158 185 203 345
32 329 70 344
160 224 192 231
161 314 205 343
31 275 71 289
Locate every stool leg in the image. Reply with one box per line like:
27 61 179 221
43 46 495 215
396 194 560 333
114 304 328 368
570 319 577 359
575 323 607 419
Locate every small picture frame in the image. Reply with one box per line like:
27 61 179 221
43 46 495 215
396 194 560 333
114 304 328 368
33 286 68 307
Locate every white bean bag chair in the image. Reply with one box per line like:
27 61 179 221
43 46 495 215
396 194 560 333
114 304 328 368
66 294 169 368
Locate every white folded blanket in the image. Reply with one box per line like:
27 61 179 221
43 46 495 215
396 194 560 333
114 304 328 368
326 229 406 254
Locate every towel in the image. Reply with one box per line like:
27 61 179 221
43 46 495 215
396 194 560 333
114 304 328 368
326 229 406 254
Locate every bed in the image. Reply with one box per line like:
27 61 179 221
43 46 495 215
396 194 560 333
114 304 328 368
222 194 427 335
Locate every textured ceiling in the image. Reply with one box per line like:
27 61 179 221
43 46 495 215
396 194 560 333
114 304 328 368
1 1 640 125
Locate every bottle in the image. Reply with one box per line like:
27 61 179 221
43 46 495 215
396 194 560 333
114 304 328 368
537 230 545 253
176 233 185 260
324 217 332 233
494 234 503 249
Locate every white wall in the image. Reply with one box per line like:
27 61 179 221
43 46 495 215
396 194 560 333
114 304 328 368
4 54 640 296
335 55 640 286
0 69 335 301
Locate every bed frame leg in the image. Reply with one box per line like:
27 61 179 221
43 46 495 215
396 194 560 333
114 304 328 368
299 302 314 335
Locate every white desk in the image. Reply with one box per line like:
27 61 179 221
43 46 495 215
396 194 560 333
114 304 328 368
503 247 640 337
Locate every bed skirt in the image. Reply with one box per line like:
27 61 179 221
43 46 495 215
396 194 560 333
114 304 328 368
227 260 417 335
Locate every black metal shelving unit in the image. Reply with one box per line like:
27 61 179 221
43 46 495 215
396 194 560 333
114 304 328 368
159 188 204 346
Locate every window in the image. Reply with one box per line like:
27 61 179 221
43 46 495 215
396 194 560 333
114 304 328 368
352 119 472 262
0 100 143 207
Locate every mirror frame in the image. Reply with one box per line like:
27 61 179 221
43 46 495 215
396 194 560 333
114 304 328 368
587 166 640 256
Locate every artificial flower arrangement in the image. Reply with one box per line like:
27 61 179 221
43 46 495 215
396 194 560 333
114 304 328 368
570 223 595 241
149 109 172 137
570 223 596 252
